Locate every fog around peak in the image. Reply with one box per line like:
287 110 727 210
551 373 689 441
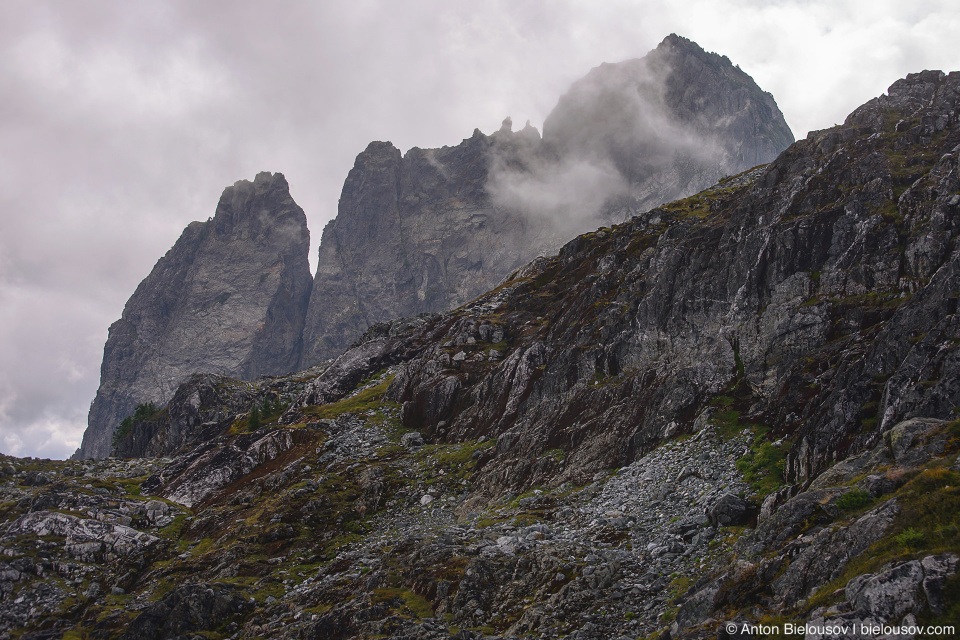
486 40 787 240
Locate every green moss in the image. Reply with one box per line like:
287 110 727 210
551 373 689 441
158 513 190 541
736 433 789 499
372 587 434 618
660 606 678 624
713 409 745 438
303 377 396 419
835 488 874 512
667 575 693 603
118 480 142 496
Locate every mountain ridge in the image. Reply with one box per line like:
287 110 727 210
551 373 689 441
297 32 794 365
78 34 794 458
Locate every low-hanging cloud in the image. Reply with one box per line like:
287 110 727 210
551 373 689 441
487 150 628 231
486 51 730 239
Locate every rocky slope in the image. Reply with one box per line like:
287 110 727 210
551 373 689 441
298 35 793 364
76 172 313 460
8 69 957 639
2 380 958 639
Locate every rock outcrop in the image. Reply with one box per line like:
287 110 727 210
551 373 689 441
299 35 794 364
299 133 554 366
76 172 312 459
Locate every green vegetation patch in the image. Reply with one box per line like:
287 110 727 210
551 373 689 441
544 448 565 463
303 377 396 420
835 488 874 513
737 438 788 498
667 575 693 604
803 464 960 615
113 402 165 445
658 184 741 222
712 408 745 439
372 587 434 619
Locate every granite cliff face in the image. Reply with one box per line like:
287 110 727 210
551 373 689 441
76 172 312 459
299 129 554 367
299 35 794 364
6 70 960 640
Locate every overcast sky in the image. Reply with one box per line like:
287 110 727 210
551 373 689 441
1 0 957 459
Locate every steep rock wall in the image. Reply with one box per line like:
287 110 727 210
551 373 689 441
77 172 312 458
299 35 794 365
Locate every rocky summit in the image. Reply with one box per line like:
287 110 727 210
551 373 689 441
298 35 794 364
76 172 313 460
6 70 960 639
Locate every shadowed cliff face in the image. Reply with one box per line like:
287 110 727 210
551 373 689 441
299 35 794 366
76 172 312 459
298 131 559 368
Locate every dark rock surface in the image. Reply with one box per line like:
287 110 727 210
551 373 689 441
298 130 557 367
299 35 793 365
121 583 251 640
368 69 960 497
111 364 326 459
78 172 313 459
707 493 755 528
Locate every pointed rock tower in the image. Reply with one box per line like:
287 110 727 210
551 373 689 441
76 172 312 458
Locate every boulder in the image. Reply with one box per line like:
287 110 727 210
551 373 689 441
401 432 425 448
708 493 755 528
121 583 251 640
5 511 159 561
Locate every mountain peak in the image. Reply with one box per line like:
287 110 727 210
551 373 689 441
75 171 313 459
